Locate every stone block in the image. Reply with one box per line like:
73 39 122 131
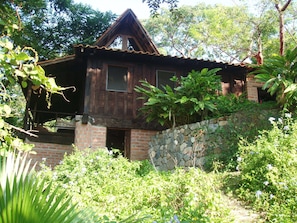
167 159 175 170
180 142 187 150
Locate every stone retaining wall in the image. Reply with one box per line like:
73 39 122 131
149 117 228 171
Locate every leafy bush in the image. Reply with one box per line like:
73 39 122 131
204 102 278 171
212 93 256 118
236 114 297 222
135 68 222 128
39 148 234 222
252 47 297 111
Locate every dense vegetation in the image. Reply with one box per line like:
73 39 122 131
135 68 223 128
143 1 297 63
135 68 259 129
235 113 297 222
3 112 297 222
32 107 295 222
1 0 115 59
38 149 233 222
1 0 297 222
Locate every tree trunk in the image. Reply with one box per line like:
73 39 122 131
275 0 292 56
279 11 285 56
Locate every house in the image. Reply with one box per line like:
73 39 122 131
23 9 252 167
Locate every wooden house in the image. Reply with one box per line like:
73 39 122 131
23 9 249 167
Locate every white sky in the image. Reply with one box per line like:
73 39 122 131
73 0 242 19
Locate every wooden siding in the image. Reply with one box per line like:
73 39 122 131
85 59 142 128
83 57 246 129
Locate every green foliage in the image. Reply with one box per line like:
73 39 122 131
0 152 82 223
236 114 297 222
135 68 222 128
142 0 177 15
0 15 73 152
204 103 279 172
0 37 69 152
211 93 257 118
39 148 234 222
143 2 285 63
252 47 297 111
2 0 116 60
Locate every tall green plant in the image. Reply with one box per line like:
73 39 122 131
0 13 73 152
237 114 297 222
135 68 221 128
0 152 82 223
252 47 297 111
135 80 179 127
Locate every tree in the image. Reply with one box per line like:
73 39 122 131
275 0 292 55
0 3 72 152
143 6 204 57
251 1 297 112
143 0 297 64
2 0 116 60
142 0 178 15
143 4 277 63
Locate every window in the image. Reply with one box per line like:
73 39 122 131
109 35 140 51
156 70 176 89
107 66 128 91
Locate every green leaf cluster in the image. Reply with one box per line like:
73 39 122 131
252 47 297 111
236 114 297 222
135 68 221 128
1 0 116 60
0 13 75 152
0 152 82 223
39 148 233 222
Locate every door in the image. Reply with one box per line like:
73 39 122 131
106 128 131 158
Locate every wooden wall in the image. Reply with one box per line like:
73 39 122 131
84 57 246 130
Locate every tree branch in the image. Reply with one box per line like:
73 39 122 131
8 124 38 138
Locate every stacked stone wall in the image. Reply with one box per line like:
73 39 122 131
149 118 228 171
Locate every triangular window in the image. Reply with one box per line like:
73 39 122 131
108 35 140 51
109 36 123 49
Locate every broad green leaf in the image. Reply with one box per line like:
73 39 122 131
0 39 13 50
284 84 297 93
15 52 32 61
15 69 26 78
179 96 189 103
3 105 11 116
21 80 28 88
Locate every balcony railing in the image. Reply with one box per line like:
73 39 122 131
24 110 76 145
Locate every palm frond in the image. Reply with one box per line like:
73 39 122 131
0 151 82 223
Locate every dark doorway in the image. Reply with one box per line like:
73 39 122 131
106 129 130 158
257 87 276 103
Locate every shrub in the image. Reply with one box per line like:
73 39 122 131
204 102 278 171
236 114 297 222
135 68 222 128
252 47 297 111
39 148 233 222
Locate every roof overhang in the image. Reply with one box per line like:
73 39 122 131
74 44 248 73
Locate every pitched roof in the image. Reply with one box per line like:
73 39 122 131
94 9 159 54
74 44 247 72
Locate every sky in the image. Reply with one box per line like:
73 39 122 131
73 0 242 19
